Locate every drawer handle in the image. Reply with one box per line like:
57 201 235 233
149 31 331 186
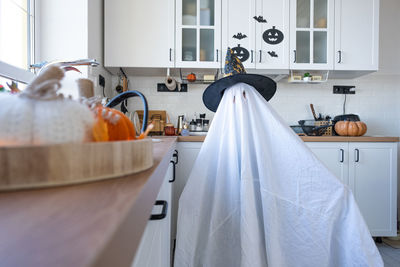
338 50 342 63
339 149 344 163
355 149 360 162
150 200 168 220
169 160 176 183
173 149 178 164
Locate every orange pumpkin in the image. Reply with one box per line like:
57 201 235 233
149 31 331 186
187 73 196 82
335 121 367 136
93 106 136 141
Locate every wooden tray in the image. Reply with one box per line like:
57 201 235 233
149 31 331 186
0 139 153 191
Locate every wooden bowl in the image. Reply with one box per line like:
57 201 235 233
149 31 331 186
0 139 153 191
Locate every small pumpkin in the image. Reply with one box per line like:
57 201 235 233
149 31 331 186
96 107 136 141
335 121 367 136
187 73 196 82
0 66 94 145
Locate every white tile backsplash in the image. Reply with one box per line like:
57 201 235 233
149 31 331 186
108 73 400 137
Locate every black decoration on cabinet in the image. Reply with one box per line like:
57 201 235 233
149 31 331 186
231 44 250 62
253 16 267 23
262 26 284 45
233 33 247 40
268 51 278 58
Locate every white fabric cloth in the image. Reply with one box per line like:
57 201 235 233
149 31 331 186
174 83 383 267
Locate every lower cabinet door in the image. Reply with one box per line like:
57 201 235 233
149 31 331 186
348 142 397 237
305 142 348 184
132 164 172 267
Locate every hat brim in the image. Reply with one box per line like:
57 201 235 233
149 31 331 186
202 74 277 112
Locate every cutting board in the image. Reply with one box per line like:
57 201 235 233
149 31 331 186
136 110 168 135
0 139 153 191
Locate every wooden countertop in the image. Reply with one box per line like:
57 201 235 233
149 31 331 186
0 137 177 267
178 136 400 142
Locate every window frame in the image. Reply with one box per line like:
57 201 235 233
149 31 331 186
0 0 36 84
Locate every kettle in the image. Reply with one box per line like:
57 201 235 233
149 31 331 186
106 91 149 133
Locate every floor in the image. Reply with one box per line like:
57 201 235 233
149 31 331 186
377 243 400 266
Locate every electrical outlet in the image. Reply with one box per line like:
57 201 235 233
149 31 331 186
333 85 355 94
99 74 105 87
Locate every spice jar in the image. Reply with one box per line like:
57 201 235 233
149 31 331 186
203 119 209 131
164 123 175 136
195 119 203 132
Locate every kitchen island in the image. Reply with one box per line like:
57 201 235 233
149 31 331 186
0 137 177 267
0 135 398 267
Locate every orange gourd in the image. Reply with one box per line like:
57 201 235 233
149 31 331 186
335 121 367 136
92 106 136 141
187 73 196 82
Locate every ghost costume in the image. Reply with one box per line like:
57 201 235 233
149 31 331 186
174 83 382 267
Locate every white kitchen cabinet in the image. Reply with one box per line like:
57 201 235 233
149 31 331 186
306 141 397 237
289 0 335 70
334 0 379 70
256 0 290 69
132 162 174 267
176 0 222 68
348 142 397 237
306 142 348 184
221 0 256 69
221 0 289 70
105 0 175 68
171 142 202 243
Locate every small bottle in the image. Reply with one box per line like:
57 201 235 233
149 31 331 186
189 119 196 132
195 119 203 131
203 119 209 132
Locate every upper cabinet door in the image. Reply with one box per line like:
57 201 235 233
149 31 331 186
221 0 256 69
104 0 175 68
289 0 334 70
176 0 222 68
256 0 290 69
334 0 379 71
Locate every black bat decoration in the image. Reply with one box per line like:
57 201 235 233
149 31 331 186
253 16 267 23
268 51 278 58
233 33 247 40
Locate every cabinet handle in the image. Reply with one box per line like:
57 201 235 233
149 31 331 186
251 50 254 63
293 50 297 63
173 149 178 164
150 200 168 220
169 48 172 62
337 50 342 63
216 49 219 62
355 149 360 162
339 149 344 163
169 160 176 183
259 50 262 63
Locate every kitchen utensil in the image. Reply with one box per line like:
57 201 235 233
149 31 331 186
333 114 360 122
310 104 318 120
177 115 184 135
298 120 334 136
138 123 154 139
290 125 304 134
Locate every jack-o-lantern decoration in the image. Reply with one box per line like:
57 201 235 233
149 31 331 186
231 44 250 62
263 26 284 45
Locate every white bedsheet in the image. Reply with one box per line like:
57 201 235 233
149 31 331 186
174 82 382 267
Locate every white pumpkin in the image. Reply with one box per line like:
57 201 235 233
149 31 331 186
0 66 94 145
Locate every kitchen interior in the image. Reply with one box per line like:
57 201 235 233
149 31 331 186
0 0 399 266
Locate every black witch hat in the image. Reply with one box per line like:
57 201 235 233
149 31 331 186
202 48 276 112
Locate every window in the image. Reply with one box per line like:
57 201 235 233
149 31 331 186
0 0 35 84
